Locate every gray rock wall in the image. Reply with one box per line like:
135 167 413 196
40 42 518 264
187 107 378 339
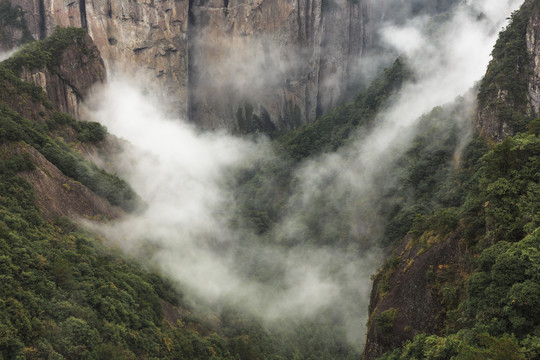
20 33 106 120
12 0 189 117
9 0 388 130
188 0 376 131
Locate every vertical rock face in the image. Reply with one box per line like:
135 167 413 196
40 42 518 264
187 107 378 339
10 0 377 130
476 0 540 142
188 0 375 130
12 0 189 117
527 4 540 115
20 33 107 120
7 0 467 130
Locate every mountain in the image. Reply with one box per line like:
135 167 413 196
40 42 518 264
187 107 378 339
363 0 540 358
8 0 376 131
0 25 303 360
0 16 368 360
0 0 539 359
6 0 462 132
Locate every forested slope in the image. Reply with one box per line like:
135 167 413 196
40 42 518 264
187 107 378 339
0 26 258 359
363 1 540 358
0 24 412 359
0 18 388 360
1 0 539 359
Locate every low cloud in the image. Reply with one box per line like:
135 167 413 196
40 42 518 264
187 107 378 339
85 77 376 344
0 47 20 62
83 0 522 348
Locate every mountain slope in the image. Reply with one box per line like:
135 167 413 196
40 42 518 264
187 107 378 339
0 25 370 360
0 28 249 360
0 1 539 359
363 1 540 358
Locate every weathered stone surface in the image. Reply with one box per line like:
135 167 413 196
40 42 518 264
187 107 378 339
527 6 540 114
8 0 468 130
12 0 189 117
362 232 466 360
2 143 123 221
11 0 380 130
188 0 376 130
20 33 106 120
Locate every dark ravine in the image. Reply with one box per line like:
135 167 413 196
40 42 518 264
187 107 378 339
79 0 87 31
38 0 46 40
107 0 112 18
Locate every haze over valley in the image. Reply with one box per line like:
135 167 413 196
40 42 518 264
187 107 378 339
0 0 539 359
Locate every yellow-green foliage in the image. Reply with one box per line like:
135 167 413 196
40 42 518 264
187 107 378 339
375 308 399 337
0 103 140 211
379 332 525 360
0 166 241 359
4 27 87 75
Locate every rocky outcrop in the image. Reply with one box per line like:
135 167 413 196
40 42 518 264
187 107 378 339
476 0 540 142
20 32 106 120
3 142 123 220
362 231 467 359
11 0 189 116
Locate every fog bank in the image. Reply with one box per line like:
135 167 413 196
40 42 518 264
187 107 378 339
84 0 522 348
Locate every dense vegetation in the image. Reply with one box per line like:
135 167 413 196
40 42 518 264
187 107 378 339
279 57 411 161
0 161 241 359
1 1 539 358
373 4 540 357
378 120 540 359
0 102 140 212
477 0 538 135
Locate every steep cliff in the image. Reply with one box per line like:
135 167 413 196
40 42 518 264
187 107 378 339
8 0 380 130
10 0 189 115
188 0 375 130
5 0 470 132
476 0 540 142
